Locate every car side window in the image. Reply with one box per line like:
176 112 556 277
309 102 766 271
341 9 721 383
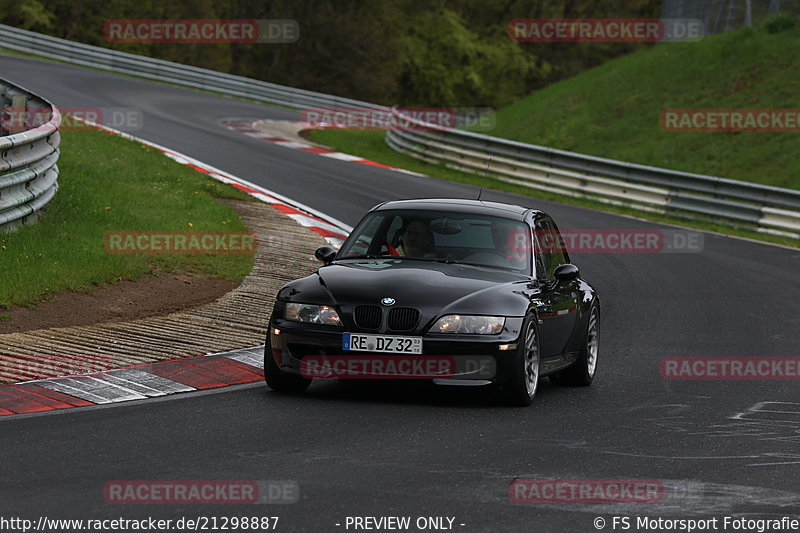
534 219 568 279
533 221 549 279
342 215 384 257
546 221 568 278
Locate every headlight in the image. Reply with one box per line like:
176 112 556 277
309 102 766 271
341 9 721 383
284 303 342 326
431 315 505 335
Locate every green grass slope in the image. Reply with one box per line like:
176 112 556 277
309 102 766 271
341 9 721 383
0 127 254 309
487 15 800 190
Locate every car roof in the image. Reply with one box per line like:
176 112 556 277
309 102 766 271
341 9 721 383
373 198 543 221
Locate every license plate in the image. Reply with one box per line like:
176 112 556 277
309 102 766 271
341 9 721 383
342 333 422 354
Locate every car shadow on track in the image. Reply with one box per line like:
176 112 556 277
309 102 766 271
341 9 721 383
262 378 561 409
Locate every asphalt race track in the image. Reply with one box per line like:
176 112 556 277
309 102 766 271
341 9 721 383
1 54 799 532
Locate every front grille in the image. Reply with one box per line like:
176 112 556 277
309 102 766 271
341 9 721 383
354 305 382 330
387 307 420 332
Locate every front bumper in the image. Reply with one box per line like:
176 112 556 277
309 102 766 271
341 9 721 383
268 317 526 387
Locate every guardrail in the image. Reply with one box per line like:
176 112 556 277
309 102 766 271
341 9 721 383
3 23 798 239
0 24 384 113
0 78 60 232
386 108 800 239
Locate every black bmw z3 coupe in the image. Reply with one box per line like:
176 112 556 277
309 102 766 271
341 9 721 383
264 198 599 406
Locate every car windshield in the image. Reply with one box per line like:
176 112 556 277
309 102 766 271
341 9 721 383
337 209 531 273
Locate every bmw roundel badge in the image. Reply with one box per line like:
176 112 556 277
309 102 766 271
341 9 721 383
381 297 396 306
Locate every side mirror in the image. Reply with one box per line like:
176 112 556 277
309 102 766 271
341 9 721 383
314 246 336 264
553 263 580 282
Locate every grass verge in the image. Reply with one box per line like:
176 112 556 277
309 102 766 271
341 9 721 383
485 15 800 190
307 128 799 249
0 126 255 309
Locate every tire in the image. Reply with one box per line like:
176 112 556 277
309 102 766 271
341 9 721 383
502 315 541 407
263 335 312 394
551 304 598 387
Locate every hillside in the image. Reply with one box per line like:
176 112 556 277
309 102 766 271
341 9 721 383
486 15 800 190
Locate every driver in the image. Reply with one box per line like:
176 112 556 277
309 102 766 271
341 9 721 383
491 220 529 265
397 220 436 258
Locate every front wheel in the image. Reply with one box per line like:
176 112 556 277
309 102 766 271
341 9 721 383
502 316 541 407
263 335 312 393
551 304 598 387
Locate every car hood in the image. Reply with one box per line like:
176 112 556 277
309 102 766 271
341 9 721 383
282 259 534 317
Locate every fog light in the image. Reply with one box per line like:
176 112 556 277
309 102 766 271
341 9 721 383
272 328 281 335
498 343 517 351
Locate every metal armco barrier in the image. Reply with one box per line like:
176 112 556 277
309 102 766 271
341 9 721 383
0 78 60 232
2 23 798 238
0 24 385 113
386 108 800 239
